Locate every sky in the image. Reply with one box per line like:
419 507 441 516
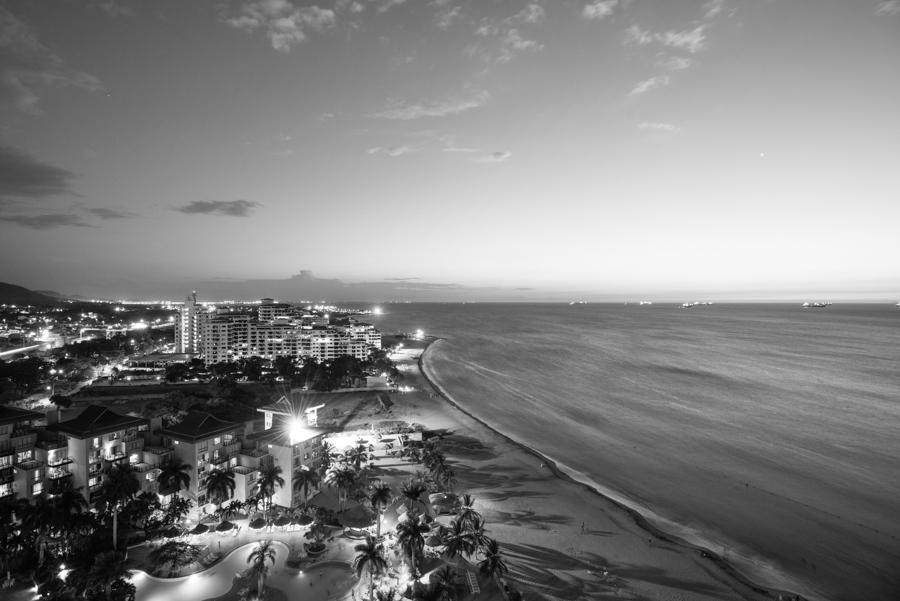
0 0 898 301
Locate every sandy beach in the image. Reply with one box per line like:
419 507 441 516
369 338 793 601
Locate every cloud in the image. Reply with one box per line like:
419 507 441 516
475 150 512 163
515 4 546 24
367 146 415 157
628 75 670 96
582 0 618 21
702 0 725 19
0 145 76 200
375 0 408 13
435 6 462 30
442 146 480 153
89 1 136 17
0 213 91 229
176 200 261 217
0 7 103 113
637 121 680 132
625 24 707 54
657 55 692 72
224 1 337 53
87 207 135 219
374 90 489 120
875 1 900 15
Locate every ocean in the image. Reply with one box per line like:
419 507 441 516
367 303 900 601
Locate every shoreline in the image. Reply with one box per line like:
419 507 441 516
415 336 800 601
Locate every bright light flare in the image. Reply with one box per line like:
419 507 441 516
288 416 309 445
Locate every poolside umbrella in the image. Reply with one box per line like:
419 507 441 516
249 517 266 530
274 515 291 528
216 520 235 532
188 524 209 535
425 533 442 547
163 526 184 538
293 515 314 527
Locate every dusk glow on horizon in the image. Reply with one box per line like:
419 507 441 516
0 1 898 301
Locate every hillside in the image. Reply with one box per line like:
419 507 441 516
0 282 62 306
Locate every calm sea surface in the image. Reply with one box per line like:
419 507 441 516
367 303 900 601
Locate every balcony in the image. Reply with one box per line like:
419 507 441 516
15 458 43 472
124 438 144 453
132 462 153 473
47 456 74 468
0 468 13 485
48 465 72 480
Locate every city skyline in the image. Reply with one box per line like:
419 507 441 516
1 0 899 300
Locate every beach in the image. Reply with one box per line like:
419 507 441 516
375 338 789 601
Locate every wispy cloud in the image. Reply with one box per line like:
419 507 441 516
374 90 489 120
515 4 546 25
875 0 900 15
637 121 680 132
0 7 103 114
0 145 76 200
176 200 261 217
224 1 337 53
435 6 462 30
626 24 707 54
367 146 415 157
628 75 671 96
702 0 725 20
475 150 513 163
87 207 135 220
657 55 693 72
582 0 618 21
89 1 136 18
376 0 408 14
0 213 91 229
467 5 546 66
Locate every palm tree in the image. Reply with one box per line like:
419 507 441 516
158 455 192 500
101 462 140 550
149 541 202 576
375 589 398 601
478 538 509 595
400 479 427 513
353 535 387 601
431 565 457 601
247 540 277 599
292 466 320 505
442 519 475 564
395 513 425 577
254 464 284 522
369 482 393 539
318 440 336 476
87 551 128 600
456 494 480 529
325 465 357 512
205 468 236 506
345 440 374 471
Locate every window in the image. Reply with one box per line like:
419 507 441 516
198 441 208 452
34 470 41 481
214 437 221 445
33 483 43 495
16 450 32 463
93 437 100 448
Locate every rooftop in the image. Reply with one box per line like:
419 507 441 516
0 405 43 427
50 405 148 439
162 411 242 442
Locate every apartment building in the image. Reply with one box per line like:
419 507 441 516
49 405 150 504
0 406 44 500
160 412 263 507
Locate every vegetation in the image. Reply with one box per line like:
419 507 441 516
247 540 277 599
353 535 388 601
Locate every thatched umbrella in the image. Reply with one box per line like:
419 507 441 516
163 526 185 539
216 520 235 532
292 515 314 527
249 517 267 530
188 523 209 535
274 515 291 528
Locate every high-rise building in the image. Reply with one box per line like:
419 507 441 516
175 291 204 354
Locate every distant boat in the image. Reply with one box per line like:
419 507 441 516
639 300 653 305
802 301 831 308
569 300 587 305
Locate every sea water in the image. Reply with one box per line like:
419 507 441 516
368 303 900 601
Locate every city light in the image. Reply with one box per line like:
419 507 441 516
288 416 308 445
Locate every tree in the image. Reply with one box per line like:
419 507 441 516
292 467 320 505
369 482 393 539
157 455 192 500
205 468 236 506
101 463 140 550
442 519 476 565
149 541 202 576
254 464 284 522
478 538 509 595
400 479 427 513
456 495 480 530
50 394 72 409
164 363 190 383
324 465 357 512
247 540 276 599
431 565 458 601
353 535 387 601
273 356 295 380
395 513 425 577
87 551 128 601
345 440 374 472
